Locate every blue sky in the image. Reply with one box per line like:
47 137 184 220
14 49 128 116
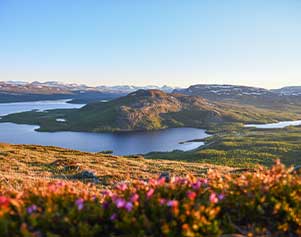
1 0 301 88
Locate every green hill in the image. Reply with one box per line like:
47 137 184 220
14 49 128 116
2 89 301 132
0 90 233 132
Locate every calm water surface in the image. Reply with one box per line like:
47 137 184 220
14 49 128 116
0 99 84 116
245 120 301 129
0 100 209 155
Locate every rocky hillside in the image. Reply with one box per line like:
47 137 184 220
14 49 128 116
63 89 231 131
1 89 240 132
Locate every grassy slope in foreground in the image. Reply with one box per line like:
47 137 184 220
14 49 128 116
0 160 300 236
0 143 234 189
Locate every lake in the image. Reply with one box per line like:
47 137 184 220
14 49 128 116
0 100 209 155
245 120 301 129
0 99 84 116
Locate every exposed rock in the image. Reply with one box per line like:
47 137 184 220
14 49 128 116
71 170 100 183
159 172 171 182
293 165 301 174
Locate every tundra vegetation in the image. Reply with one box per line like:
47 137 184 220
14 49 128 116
0 160 300 236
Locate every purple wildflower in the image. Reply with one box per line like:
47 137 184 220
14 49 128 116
110 213 117 221
125 202 133 212
167 200 178 207
102 201 109 209
75 198 84 210
218 193 225 201
27 204 38 214
115 198 126 208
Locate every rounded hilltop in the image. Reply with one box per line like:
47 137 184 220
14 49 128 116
128 89 169 98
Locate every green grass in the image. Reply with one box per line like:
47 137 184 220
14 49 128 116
146 125 301 168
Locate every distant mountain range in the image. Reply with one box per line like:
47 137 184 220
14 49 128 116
4 81 175 93
173 84 301 108
272 86 301 96
173 84 272 98
0 81 175 104
1 80 301 108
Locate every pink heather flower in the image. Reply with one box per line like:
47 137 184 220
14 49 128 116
75 198 84 211
125 202 133 212
174 177 187 185
209 193 218 204
158 177 166 185
0 196 10 207
130 193 139 202
187 191 197 201
192 181 201 190
102 190 113 197
202 178 208 185
110 213 117 221
146 188 155 198
115 198 126 208
167 200 179 208
159 198 166 205
149 179 157 185
26 205 38 214
117 183 128 191
56 181 64 186
111 194 118 202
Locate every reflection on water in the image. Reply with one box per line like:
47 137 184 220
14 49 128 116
245 120 301 129
0 123 210 155
0 99 84 116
